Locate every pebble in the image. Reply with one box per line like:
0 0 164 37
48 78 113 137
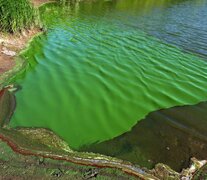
1 47 16 56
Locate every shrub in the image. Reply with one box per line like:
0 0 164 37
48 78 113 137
0 0 36 33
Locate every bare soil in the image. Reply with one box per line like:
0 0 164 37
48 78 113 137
0 55 14 75
0 29 41 76
31 0 54 7
0 0 52 77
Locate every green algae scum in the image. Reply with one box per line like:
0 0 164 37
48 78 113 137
7 0 207 171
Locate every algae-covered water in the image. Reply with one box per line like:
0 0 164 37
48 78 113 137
9 0 207 167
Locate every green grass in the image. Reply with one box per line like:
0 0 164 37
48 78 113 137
57 0 78 5
0 0 36 33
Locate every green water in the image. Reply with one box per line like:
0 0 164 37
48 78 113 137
81 102 207 170
10 0 207 150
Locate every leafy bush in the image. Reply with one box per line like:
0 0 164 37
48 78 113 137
0 0 36 33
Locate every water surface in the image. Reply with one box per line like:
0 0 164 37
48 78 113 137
9 0 207 167
81 102 207 171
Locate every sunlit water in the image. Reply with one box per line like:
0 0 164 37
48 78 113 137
9 0 207 168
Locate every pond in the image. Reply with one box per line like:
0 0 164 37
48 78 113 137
9 0 207 171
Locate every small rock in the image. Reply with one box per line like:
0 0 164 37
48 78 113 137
1 47 16 56
22 30 27 37
153 163 180 180
0 38 4 44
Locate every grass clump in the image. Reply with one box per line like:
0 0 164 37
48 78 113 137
0 0 36 33
57 0 79 5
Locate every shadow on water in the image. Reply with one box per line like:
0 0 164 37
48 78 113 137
80 102 207 172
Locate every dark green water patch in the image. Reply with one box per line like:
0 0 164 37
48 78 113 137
81 101 207 171
9 0 207 158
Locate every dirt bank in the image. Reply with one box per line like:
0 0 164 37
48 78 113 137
31 0 54 7
0 0 52 77
0 29 41 77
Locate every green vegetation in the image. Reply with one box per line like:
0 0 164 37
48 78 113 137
0 0 36 33
57 0 78 5
58 0 70 4
0 140 137 179
0 0 77 33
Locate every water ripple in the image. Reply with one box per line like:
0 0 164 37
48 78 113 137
10 0 207 150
